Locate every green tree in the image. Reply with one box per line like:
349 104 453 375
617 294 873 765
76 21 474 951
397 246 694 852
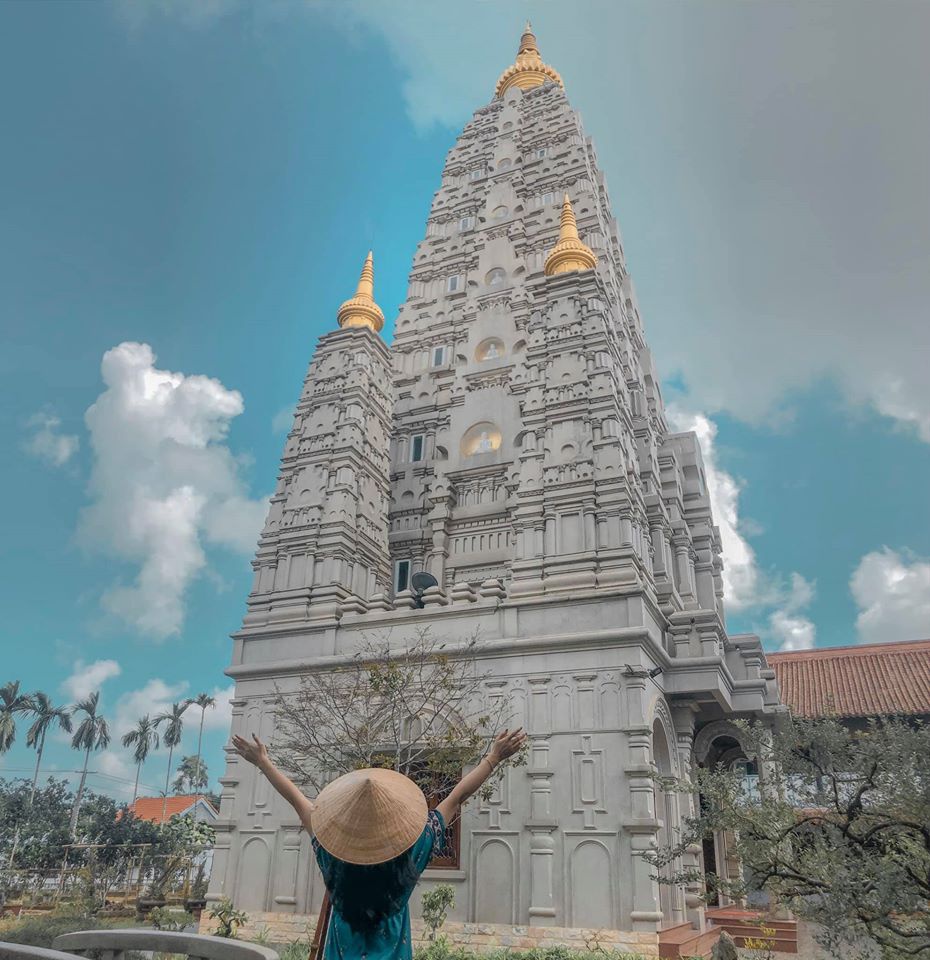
171 754 208 794
649 716 930 960
0 777 72 878
154 701 189 821
7 692 73 867
68 692 110 839
0 681 32 754
188 692 216 793
121 715 159 805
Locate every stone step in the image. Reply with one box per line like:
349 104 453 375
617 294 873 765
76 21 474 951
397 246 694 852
658 922 720 958
706 908 799 955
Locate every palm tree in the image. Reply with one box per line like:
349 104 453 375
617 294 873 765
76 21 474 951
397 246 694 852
68 691 111 838
121 715 160 806
172 754 208 794
188 693 215 793
0 681 32 754
24 692 73 801
155 701 189 822
7 692 73 867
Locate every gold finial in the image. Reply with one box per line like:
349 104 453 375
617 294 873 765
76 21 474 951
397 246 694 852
336 250 385 333
495 22 563 97
544 194 597 276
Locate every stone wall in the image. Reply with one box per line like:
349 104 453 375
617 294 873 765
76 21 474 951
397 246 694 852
199 911 660 956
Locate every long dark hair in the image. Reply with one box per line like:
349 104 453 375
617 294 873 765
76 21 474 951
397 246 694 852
321 849 421 937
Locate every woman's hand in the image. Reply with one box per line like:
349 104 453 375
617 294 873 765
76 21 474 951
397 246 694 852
232 733 270 768
487 728 527 767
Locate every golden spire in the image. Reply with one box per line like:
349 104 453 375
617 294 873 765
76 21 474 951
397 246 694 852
495 21 563 97
336 251 385 333
544 194 597 276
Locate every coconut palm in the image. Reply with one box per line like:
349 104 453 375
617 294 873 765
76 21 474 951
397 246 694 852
0 681 32 754
172 753 208 794
121 714 160 806
155 701 189 821
188 692 216 793
24 692 73 803
7 691 74 867
68 691 111 838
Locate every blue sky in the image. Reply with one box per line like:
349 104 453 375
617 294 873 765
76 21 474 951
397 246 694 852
1 0 928 801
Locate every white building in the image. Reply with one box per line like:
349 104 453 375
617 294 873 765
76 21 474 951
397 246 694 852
209 24 784 957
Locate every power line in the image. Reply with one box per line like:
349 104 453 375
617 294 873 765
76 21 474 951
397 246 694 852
1 768 167 796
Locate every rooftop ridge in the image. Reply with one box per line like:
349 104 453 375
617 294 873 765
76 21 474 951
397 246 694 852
768 637 930 661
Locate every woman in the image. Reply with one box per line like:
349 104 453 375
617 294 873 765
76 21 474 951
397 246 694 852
232 727 526 960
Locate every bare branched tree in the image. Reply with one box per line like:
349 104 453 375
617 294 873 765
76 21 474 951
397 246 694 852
270 628 518 810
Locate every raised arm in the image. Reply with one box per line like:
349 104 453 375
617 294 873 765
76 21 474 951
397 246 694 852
436 728 526 826
232 733 315 832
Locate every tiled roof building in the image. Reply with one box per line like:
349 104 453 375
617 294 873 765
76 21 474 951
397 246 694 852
126 794 218 824
768 639 930 719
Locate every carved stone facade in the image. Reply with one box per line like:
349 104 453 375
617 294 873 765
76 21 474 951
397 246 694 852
209 34 785 948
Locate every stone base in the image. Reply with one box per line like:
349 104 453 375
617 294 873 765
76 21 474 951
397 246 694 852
199 912 660 955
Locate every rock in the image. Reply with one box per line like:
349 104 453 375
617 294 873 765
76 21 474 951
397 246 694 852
712 930 739 960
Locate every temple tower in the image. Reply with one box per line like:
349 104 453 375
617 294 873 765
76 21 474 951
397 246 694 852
245 253 394 625
212 24 784 953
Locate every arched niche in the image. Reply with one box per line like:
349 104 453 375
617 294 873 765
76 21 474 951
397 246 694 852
237 837 270 912
693 719 753 767
569 839 614 927
485 267 507 287
461 422 502 457
475 337 505 362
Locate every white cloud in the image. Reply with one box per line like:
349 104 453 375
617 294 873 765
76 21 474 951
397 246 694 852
199 684 235 734
94 750 140 800
61 659 122 702
667 408 758 609
768 573 817 651
851 548 930 644
667 408 816 650
113 677 190 739
271 406 295 435
80 343 268 639
24 412 80 467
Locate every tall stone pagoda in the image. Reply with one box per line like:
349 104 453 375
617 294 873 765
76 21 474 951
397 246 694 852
210 24 783 954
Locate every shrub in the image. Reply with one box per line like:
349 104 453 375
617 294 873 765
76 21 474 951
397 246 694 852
421 884 455 941
208 897 248 938
277 941 313 960
0 906 120 949
148 906 194 931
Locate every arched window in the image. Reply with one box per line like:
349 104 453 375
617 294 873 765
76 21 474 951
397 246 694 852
461 422 502 457
476 337 505 362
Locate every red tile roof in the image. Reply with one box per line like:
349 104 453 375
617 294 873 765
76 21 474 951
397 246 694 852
126 795 216 824
768 639 930 718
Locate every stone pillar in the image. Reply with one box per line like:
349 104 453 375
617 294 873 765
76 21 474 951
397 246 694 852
525 738 559 923
671 705 705 930
623 676 663 931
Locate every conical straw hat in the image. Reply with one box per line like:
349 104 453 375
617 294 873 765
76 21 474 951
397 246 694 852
312 768 428 865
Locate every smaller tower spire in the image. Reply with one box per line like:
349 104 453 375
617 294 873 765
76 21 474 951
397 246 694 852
495 22 563 97
336 250 385 333
544 195 597 276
